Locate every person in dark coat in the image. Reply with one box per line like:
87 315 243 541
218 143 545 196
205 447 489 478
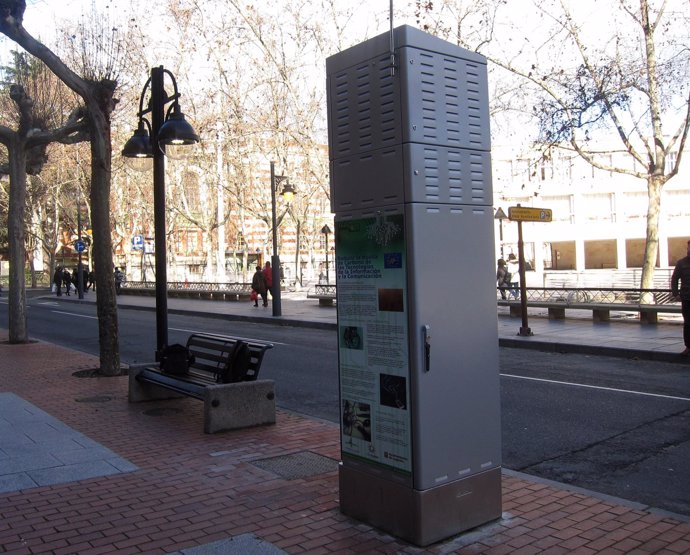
671 239 690 356
114 267 124 294
71 268 79 293
251 265 267 308
87 269 96 292
62 268 72 296
262 261 273 307
53 266 63 296
496 259 509 300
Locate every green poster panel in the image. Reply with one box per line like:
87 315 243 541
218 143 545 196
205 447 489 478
336 214 411 474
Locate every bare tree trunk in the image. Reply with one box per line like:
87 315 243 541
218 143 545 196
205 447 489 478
89 105 120 375
640 176 663 298
7 137 28 343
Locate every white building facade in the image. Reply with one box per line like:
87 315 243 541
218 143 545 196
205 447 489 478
492 144 690 287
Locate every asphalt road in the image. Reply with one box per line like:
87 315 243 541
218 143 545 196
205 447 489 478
3 296 690 517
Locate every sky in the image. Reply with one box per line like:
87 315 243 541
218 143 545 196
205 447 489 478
6 0 395 60
3 0 687 149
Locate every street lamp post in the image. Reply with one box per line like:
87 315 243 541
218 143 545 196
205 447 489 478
77 187 84 299
122 66 199 359
321 224 332 283
269 161 295 317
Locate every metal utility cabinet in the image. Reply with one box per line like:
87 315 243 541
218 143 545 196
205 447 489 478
326 25 502 546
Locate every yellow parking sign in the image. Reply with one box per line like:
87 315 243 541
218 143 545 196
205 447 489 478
508 206 552 222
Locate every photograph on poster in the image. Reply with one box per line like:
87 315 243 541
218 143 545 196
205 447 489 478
377 288 404 312
342 400 372 442
380 374 407 410
341 326 363 349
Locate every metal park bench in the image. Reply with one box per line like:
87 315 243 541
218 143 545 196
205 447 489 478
307 284 337 306
497 287 681 324
128 333 275 433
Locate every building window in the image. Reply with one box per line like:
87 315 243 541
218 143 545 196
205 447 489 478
666 151 678 170
191 231 200 252
236 231 247 251
556 156 573 182
664 190 690 218
539 158 553 181
590 154 613 178
582 193 614 222
541 195 574 223
623 191 647 220
512 158 532 182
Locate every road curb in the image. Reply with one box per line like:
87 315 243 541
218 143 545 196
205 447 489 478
39 295 688 362
499 337 690 364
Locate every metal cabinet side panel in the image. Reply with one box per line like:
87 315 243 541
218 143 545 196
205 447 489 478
405 203 501 491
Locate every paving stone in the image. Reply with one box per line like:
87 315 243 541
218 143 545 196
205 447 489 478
0 392 137 493
169 533 287 554
1 316 690 554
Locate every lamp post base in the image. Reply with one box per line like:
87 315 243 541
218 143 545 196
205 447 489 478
271 254 282 317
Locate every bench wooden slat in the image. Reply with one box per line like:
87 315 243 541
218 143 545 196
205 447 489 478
137 367 207 399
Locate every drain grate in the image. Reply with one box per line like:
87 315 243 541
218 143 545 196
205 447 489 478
74 395 113 403
143 407 184 416
250 451 339 480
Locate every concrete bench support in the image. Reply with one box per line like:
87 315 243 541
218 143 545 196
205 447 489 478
202 380 276 434
548 307 565 320
592 308 611 322
640 311 659 324
128 365 184 403
128 366 276 434
499 299 678 324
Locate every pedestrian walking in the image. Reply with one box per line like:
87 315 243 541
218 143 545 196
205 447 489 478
496 259 509 300
671 239 690 357
507 253 520 299
53 266 63 296
87 269 96 292
262 261 273 307
251 265 267 308
62 268 72 296
114 267 124 295
71 268 79 294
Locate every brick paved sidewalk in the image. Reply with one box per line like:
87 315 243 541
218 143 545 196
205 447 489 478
1 333 689 554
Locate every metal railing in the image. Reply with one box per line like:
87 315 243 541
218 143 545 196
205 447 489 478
312 284 337 297
122 281 252 293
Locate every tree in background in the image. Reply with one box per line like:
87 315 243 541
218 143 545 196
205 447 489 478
0 50 87 343
149 0 368 280
0 1 123 372
414 0 690 290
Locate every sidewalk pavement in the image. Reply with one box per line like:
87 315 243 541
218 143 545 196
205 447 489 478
0 292 689 553
72 288 690 363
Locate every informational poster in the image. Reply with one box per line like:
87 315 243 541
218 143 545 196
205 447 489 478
336 213 411 474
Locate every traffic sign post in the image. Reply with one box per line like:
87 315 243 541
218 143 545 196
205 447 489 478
508 206 552 222
508 205 553 337
73 239 87 299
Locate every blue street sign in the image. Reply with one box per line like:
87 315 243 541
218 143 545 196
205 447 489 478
132 234 144 251
75 240 86 253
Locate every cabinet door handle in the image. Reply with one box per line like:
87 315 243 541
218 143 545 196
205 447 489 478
423 325 431 372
